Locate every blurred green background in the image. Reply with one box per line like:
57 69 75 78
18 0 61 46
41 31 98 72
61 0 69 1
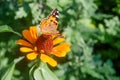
0 0 120 80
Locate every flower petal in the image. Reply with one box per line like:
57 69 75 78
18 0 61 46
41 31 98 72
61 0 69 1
40 54 57 67
52 42 70 57
53 37 65 45
17 39 33 47
52 50 66 57
30 26 38 40
20 47 33 53
26 52 37 60
22 29 35 43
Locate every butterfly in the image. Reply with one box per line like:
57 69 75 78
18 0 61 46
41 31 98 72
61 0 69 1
40 8 59 35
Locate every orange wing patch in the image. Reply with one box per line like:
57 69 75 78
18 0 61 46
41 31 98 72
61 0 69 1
40 8 59 35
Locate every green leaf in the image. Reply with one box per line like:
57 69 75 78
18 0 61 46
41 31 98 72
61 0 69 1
15 7 27 19
33 67 44 80
41 62 59 80
14 56 25 64
81 66 104 80
0 25 13 32
33 62 59 80
29 65 34 80
0 25 21 36
1 63 15 80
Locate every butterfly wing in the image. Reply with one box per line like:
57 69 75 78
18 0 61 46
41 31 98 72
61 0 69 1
40 8 59 35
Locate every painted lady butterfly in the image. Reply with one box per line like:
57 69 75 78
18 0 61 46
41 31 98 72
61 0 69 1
40 8 59 35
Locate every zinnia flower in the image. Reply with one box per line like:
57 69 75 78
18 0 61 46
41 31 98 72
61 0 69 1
17 26 70 67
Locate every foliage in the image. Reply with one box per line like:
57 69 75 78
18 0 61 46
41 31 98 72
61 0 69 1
0 0 120 80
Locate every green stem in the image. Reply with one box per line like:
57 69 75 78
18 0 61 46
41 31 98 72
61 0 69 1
36 55 41 68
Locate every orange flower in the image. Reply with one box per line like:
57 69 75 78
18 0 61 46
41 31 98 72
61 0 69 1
17 26 70 67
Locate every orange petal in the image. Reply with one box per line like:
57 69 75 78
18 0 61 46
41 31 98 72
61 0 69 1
53 37 65 45
52 42 70 57
17 39 33 47
26 52 37 60
20 47 33 53
22 29 35 43
29 26 38 40
40 54 57 67
52 50 66 57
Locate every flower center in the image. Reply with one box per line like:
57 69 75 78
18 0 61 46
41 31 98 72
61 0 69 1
35 34 53 55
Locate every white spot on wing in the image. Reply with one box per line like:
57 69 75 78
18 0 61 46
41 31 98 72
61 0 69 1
56 15 59 18
56 11 59 14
